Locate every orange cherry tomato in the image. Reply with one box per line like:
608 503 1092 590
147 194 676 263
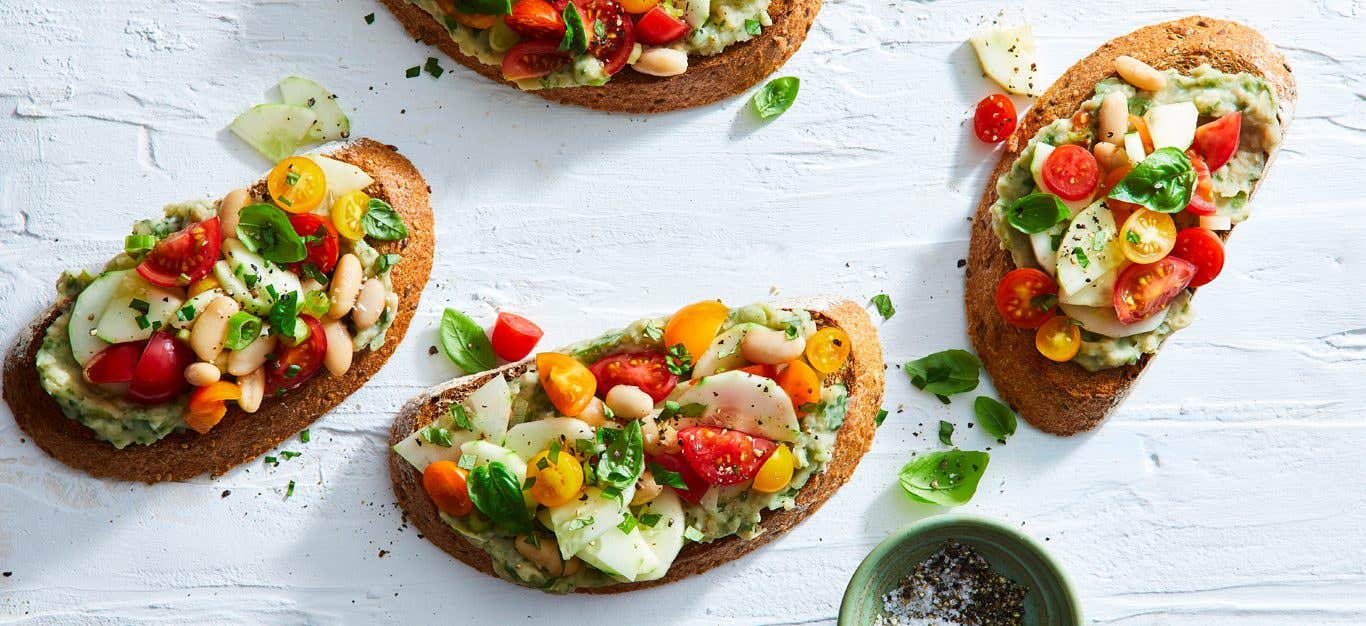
617 0 659 12
1034 316 1082 362
266 157 327 214
527 448 584 507
423 460 474 517
185 380 242 434
1119 208 1177 264
663 300 729 361
775 360 820 412
805 328 851 374
536 352 596 416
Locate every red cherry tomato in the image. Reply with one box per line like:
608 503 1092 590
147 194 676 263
84 341 147 384
576 0 634 75
736 363 779 379
1184 150 1217 216
973 94 1017 143
634 6 687 45
1113 257 1197 324
127 331 195 404
287 213 340 275
994 268 1059 329
505 0 566 40
1170 228 1226 287
678 426 777 486
491 312 544 361
648 453 709 504
1193 112 1241 172
1042 144 1100 201
502 40 572 80
136 217 222 287
588 351 678 403
265 315 327 394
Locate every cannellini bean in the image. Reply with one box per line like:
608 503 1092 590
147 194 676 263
642 415 681 456
1114 55 1166 91
631 469 663 506
351 278 386 330
322 319 354 377
238 367 265 413
632 47 688 77
741 328 807 365
605 385 653 420
1093 142 1129 171
190 296 240 362
226 333 277 377
217 188 250 237
577 397 607 427
328 254 362 319
515 536 572 577
1098 91 1129 145
184 362 221 387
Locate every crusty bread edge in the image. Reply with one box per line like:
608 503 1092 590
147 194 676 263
2 138 435 483
964 16 1297 436
388 297 884 592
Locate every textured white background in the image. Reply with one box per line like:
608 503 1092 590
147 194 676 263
2 0 1364 624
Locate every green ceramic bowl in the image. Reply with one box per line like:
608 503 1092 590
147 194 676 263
840 515 1082 625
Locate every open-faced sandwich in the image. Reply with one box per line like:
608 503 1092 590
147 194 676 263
390 299 882 592
965 17 1296 435
379 0 817 112
2 139 434 482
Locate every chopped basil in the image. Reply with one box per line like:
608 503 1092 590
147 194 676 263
422 425 454 447
904 349 981 404
938 420 954 445
565 516 594 531
300 429 310 443
424 56 444 78
364 12 375 24
1030 293 1058 313
449 403 474 431
439 308 495 374
299 262 329 284
236 203 307 263
638 512 663 528
871 294 896 320
361 199 408 240
560 3 589 55
647 462 687 490
875 409 889 427
617 512 638 534
752 76 799 120
266 291 306 344
973 396 1018 443
594 420 644 492
1006 193 1070 234
642 322 664 342
372 253 401 276
898 450 990 506
744 17 761 35
1071 247 1090 269
457 453 477 470
405 66 420 78
1125 229 1142 245
665 343 693 377
1107 147 1196 214
281 450 301 460
784 321 800 340
285 170 301 186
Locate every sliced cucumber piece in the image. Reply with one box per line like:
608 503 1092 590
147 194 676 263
576 526 656 582
68 271 127 366
229 103 317 163
1143 102 1198 151
94 273 184 344
1124 132 1147 164
220 239 302 315
677 370 800 442
503 417 596 462
635 490 685 581
279 76 350 142
394 376 512 472
550 485 635 560
1055 203 1124 296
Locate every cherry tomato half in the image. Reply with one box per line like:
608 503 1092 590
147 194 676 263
663 300 728 362
502 40 572 80
1193 112 1241 172
648 453 709 504
1184 150 1217 216
736 363 779 379
137 217 222 287
973 94 1017 143
752 443 794 493
1129 114 1155 154
805 327 850 374
1113 257 1197 324
266 157 327 214
1170 228 1225 287
576 0 634 75
1119 208 1177 264
537 352 597 416
330 191 370 241
505 0 565 40
679 426 777 486
994 268 1059 329
266 315 327 394
423 460 474 516
127 331 195 405
588 351 677 402
84 341 147 385
617 0 658 13
491 312 544 362
1042 144 1100 201
527 448 585 507
1034 316 1081 363
287 213 340 275
185 381 243 434
774 359 820 412
634 6 687 45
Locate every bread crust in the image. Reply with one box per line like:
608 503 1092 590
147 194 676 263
389 297 883 591
378 0 819 113
2 138 434 482
965 16 1297 436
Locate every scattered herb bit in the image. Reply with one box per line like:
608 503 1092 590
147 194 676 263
617 512 639 534
752 76 800 120
565 516 594 531
898 450 990 506
938 420 954 446
422 425 454 447
457 453 477 470
361 199 409 240
236 204 307 263
439 308 496 374
265 455 279 466
300 429 310 443
665 343 693 377
643 322 664 342
405 66 421 78
266 291 305 344
875 409 889 427
904 349 981 404
300 262 329 284
744 17 761 35
1071 246 1090 269
872 294 896 320
364 12 375 24
1126 229 1142 244
372 253 401 275
1030 293 1058 313
638 512 663 528
785 321 800 340
124 234 157 256
281 450 301 460
647 462 687 490
449 403 474 431
424 56 445 78
973 396 1017 443
285 480 296 497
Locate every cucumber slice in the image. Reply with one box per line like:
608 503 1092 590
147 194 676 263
678 370 800 442
229 103 317 163
635 490 686 581
219 239 302 315
94 273 184 344
394 375 512 472
68 271 127 366
279 76 350 142
1055 203 1124 296
550 485 636 560
576 526 656 582
503 417 596 462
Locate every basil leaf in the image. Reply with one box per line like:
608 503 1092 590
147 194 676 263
468 462 533 535
372 253 401 276
595 420 644 491
224 312 262 351
266 291 307 343
439 308 496 374
1006 193 1071 234
421 425 454 447
361 199 409 240
1107 147 1196 214
449 403 474 431
871 294 896 320
647 462 687 490
665 343 692 377
236 204 307 263
938 420 954 446
560 3 588 55
904 349 981 404
875 409 889 427
452 0 511 15
973 396 1017 443
744 17 761 36
898 450 990 506
752 76 799 120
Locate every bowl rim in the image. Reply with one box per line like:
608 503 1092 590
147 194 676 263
838 514 1082 625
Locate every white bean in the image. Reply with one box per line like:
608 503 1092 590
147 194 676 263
740 328 807 365
328 254 362 319
642 415 681 456
577 397 607 426
1093 142 1129 171
515 536 571 577
632 47 688 77
605 385 654 420
322 319 354 377
1098 91 1129 145
1114 55 1166 91
351 278 386 330
184 362 221 387
631 469 663 506
238 367 265 413
226 333 277 377
190 296 240 363
217 188 250 237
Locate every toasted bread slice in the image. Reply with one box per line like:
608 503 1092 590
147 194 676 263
965 17 1297 436
378 0 819 113
2 139 435 482
389 297 882 591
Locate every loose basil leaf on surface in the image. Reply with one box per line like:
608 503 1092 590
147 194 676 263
898 450 990 506
938 420 954 446
904 349 981 404
440 308 496 374
560 3 589 54
973 396 1018 442
361 199 409 240
875 409 889 427
871 294 896 320
468 462 533 535
1107 147 1196 214
236 203 307 263
596 420 644 491
752 76 800 120
1007 193 1071 234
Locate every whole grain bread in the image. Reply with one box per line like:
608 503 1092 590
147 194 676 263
389 297 883 591
378 0 819 113
2 138 435 482
965 17 1296 436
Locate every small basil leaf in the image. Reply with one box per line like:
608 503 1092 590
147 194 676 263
440 308 496 374
361 199 409 240
752 76 799 120
468 462 533 535
898 450 990 506
973 396 1017 442
595 420 644 491
1107 147 1196 214
236 204 307 263
904 349 981 404
560 3 588 55
871 294 896 320
938 420 954 446
1006 193 1071 234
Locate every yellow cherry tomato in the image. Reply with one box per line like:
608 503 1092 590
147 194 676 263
663 300 729 361
752 444 795 493
527 448 585 507
537 352 597 416
331 190 370 241
188 276 220 298
804 327 850 374
617 0 660 13
1035 316 1082 362
1119 208 1177 264
266 157 327 214
436 0 500 28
